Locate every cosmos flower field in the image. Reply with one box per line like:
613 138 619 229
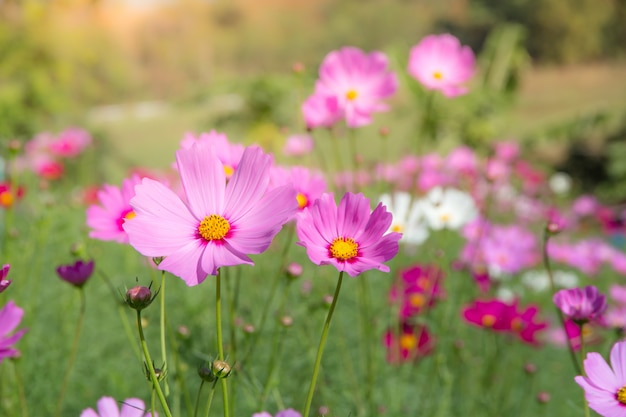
1 34 625 417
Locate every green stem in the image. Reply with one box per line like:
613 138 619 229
358 276 374 415
12 359 28 417
137 310 173 417
204 380 218 417
579 323 590 417
159 271 169 396
215 269 230 417
303 271 345 417
54 288 86 417
194 381 205 417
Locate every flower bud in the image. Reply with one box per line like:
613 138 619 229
536 391 550 404
286 262 303 279
212 360 232 379
198 365 216 382
280 316 293 327
126 286 154 311
524 362 537 375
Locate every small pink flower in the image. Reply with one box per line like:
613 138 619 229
125 143 298 286
86 175 143 244
48 127 92 158
0 300 27 363
553 285 607 323
304 47 397 128
81 396 156 417
296 192 401 277
0 264 10 293
282 134 314 157
383 323 433 363
575 340 626 417
270 166 327 211
408 33 475 97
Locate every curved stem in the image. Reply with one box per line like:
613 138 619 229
54 288 86 417
137 310 173 417
215 269 230 417
303 271 344 417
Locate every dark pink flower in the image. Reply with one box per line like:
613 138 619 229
48 128 92 158
553 285 607 323
56 260 95 288
383 322 433 363
0 264 11 293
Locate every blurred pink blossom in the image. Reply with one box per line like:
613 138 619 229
282 134 314 157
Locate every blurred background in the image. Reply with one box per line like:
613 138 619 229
1 0 626 197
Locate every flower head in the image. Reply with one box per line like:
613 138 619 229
408 33 475 97
125 143 298 286
379 192 429 246
575 340 626 417
553 285 607 324
56 259 95 288
383 322 433 363
0 264 11 293
0 300 27 363
86 175 143 244
180 131 244 179
80 396 156 417
283 134 314 157
296 192 401 277
48 127 92 158
420 187 478 230
0 182 25 209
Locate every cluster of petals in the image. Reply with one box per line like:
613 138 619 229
575 340 626 417
553 285 607 323
296 192 401 277
420 187 478 230
378 192 429 246
81 396 156 417
383 322 433 364
302 46 397 128
252 409 301 417
0 300 27 363
389 263 445 320
407 33 475 97
0 182 25 209
125 142 298 286
86 175 143 244
179 130 244 179
462 298 547 345
269 165 327 212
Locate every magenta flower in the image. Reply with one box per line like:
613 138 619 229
56 259 95 288
383 322 433 363
81 396 156 417
304 47 397 128
0 300 27 363
553 285 607 323
296 192 401 277
0 264 11 293
48 127 92 158
408 33 475 97
253 410 301 417
86 175 143 244
575 340 626 417
124 143 298 286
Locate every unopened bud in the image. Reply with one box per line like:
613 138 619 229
198 365 215 382
546 222 561 235
286 262 303 279
536 391 550 403
379 126 389 137
292 62 305 74
212 360 232 379
524 362 537 375
126 286 155 311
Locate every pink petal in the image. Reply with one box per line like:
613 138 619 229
80 409 99 417
0 301 24 335
201 241 253 276
583 352 620 392
96 396 121 417
120 398 148 417
611 341 626 383
158 239 208 286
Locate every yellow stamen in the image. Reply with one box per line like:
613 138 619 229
400 333 417 350
439 213 450 223
391 224 404 233
409 293 425 308
433 71 443 80
124 210 136 220
0 191 14 207
346 89 358 101
224 165 234 178
198 214 231 241
296 193 308 209
329 237 358 261
482 314 496 327
618 386 626 404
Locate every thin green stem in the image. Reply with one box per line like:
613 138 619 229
159 271 170 396
194 380 205 417
358 276 374 415
12 359 28 417
215 269 230 417
204 380 218 417
303 271 345 417
54 288 86 417
579 323 590 417
137 310 173 417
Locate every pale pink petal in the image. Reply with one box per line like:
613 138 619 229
119 398 148 417
202 242 253 276
611 341 626 383
583 352 620 392
0 301 23 335
356 202 394 245
158 239 208 286
80 409 100 417
96 396 121 417
336 192 370 238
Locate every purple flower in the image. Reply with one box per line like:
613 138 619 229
0 300 27 363
56 259 95 288
0 264 11 293
575 340 626 417
553 285 607 323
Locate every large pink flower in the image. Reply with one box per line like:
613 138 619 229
86 175 143 244
575 340 626 417
0 300 27 363
124 143 298 286
408 34 475 97
303 47 397 128
296 192 401 277
81 396 155 417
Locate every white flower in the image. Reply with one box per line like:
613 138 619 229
379 192 429 245
420 187 478 230
548 172 572 195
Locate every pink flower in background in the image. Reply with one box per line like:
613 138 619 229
125 143 297 286
48 127 92 158
304 47 397 128
282 134 314 157
510 303 548 345
270 165 327 211
56 259 95 288
493 140 520 162
296 192 401 277
408 33 475 97
610 285 626 305
0 300 27 363
390 264 444 319
86 175 143 244
575 340 626 417
180 131 245 179
0 182 24 209
301 94 342 129
463 299 514 331
553 286 607 323
31 155 64 180
81 396 156 417
0 264 10 293
252 410 301 417
383 323 433 363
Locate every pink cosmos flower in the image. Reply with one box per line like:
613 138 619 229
304 47 397 128
86 175 143 244
0 300 27 363
56 259 95 288
553 285 607 323
0 264 10 293
301 94 342 129
408 33 475 97
180 131 244 179
48 127 92 158
282 134 314 157
383 323 433 363
81 396 156 417
575 340 626 417
296 192 401 277
389 264 444 320
270 165 327 211
124 143 298 286
252 410 301 417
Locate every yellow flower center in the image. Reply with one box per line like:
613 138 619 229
409 293 425 308
511 317 523 332
439 213 450 223
391 224 404 233
124 210 136 220
224 165 234 178
0 191 14 207
346 89 358 101
433 71 443 80
296 193 308 209
482 314 496 327
400 333 417 350
198 214 231 241
329 237 358 261
618 386 626 404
